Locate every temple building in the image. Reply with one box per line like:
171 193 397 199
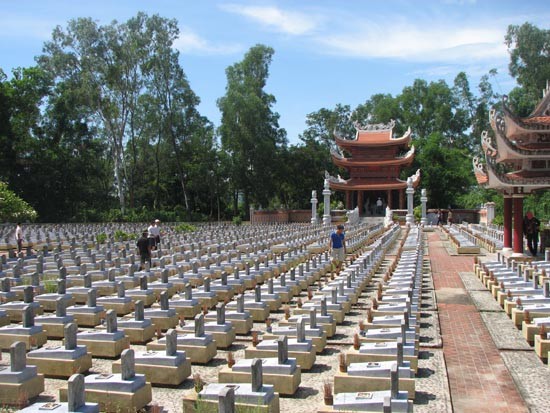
327 120 420 216
473 82 550 255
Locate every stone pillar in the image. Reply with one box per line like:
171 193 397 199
322 178 331 225
399 189 405 210
405 177 415 226
420 188 428 226
485 202 496 225
310 190 318 225
513 194 524 255
503 195 513 250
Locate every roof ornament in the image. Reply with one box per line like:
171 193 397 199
353 119 396 132
481 131 498 158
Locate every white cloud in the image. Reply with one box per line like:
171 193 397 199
220 4 319 35
315 21 508 63
174 27 243 55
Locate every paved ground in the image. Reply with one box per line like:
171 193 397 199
428 232 528 413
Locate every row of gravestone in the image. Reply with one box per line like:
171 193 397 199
0 224 398 410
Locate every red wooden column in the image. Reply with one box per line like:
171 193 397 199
503 195 512 250
512 194 524 254
387 190 393 209
399 189 405 209
357 191 364 216
346 191 352 210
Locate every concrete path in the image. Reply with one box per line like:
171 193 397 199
427 232 528 413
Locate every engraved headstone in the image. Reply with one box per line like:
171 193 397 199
56 297 67 317
10 341 27 372
296 317 306 342
120 348 135 381
22 305 34 328
331 288 338 304
309 308 317 329
117 282 125 298
216 302 225 325
86 289 97 307
320 295 328 317
65 323 78 350
83 273 92 289
67 373 86 412
194 313 205 337
59 266 67 279
58 279 66 295
396 337 404 367
236 294 245 313
251 358 263 392
204 277 211 292
105 309 117 333
255 285 262 302
390 363 399 398
31 272 40 287
23 285 34 303
218 386 235 413
165 328 177 356
268 279 274 295
277 335 288 364
139 275 148 290
160 291 169 311
135 300 144 321
184 284 192 300
161 269 169 284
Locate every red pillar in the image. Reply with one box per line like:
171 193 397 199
387 190 393 209
399 190 405 209
357 191 364 217
503 195 512 249
346 191 352 210
512 195 524 254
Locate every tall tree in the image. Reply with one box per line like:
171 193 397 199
505 22 550 116
217 44 287 216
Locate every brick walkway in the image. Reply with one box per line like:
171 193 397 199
428 232 527 413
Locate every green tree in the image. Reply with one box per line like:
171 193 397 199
217 44 287 216
505 22 550 116
0 181 37 222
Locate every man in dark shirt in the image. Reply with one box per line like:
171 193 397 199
137 231 151 270
329 224 346 275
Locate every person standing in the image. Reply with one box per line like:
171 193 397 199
137 230 152 270
376 197 383 215
15 223 23 253
436 209 443 226
447 209 453 225
153 219 162 247
523 211 541 257
147 220 157 250
329 224 346 275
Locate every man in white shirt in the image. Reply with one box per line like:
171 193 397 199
15 223 23 253
147 220 157 250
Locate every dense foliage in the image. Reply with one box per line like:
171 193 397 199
0 15 548 223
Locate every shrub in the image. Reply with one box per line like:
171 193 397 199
232 215 243 226
0 181 37 222
174 223 197 233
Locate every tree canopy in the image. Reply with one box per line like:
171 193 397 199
0 14 548 222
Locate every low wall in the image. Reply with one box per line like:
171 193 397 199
250 210 311 223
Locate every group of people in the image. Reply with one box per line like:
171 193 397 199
436 209 453 226
136 219 162 269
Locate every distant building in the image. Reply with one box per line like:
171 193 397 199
474 82 550 255
327 120 419 216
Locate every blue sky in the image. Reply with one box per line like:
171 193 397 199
1 0 548 144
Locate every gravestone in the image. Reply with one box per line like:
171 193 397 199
67 373 87 412
121 349 135 381
277 335 288 364
217 302 226 325
65 322 78 350
218 386 235 413
251 358 263 392
195 313 205 337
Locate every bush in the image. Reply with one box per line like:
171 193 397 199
492 215 504 226
232 215 243 226
174 223 197 233
96 233 107 244
113 230 135 241
0 181 37 222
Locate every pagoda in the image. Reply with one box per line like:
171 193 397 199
327 120 420 216
473 82 550 255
